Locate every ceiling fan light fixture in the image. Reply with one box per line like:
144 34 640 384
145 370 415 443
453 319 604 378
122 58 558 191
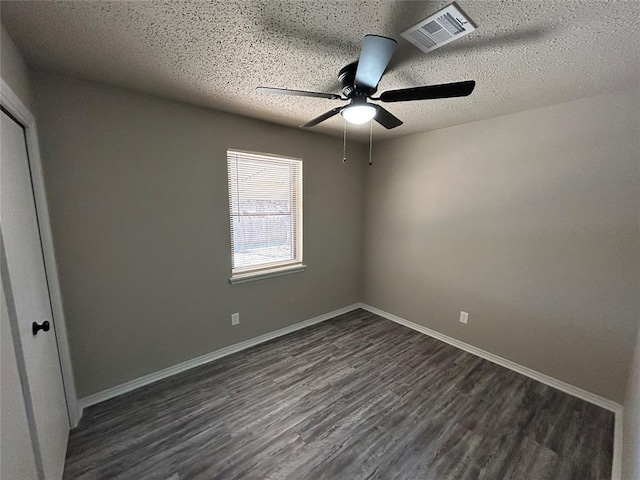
260 32 474 131
341 104 376 125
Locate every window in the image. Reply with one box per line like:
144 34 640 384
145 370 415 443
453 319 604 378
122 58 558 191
227 149 304 283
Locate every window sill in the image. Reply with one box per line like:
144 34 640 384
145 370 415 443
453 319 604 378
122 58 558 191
229 264 307 285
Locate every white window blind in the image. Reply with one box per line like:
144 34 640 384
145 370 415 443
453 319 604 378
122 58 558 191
227 150 303 277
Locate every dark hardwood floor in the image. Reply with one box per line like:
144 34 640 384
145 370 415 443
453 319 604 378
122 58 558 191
64 309 614 480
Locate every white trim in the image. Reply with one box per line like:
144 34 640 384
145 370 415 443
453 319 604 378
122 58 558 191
78 303 359 409
77 301 624 478
229 263 306 284
358 303 623 480
612 410 623 480
1 79 80 427
227 148 303 163
358 303 622 412
357 303 624 480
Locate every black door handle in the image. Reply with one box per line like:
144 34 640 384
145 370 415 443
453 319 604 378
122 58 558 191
32 321 50 336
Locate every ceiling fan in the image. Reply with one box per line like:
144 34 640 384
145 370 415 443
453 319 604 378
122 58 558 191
256 34 476 130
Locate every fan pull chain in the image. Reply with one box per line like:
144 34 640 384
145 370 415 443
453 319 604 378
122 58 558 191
342 117 347 163
369 120 373 166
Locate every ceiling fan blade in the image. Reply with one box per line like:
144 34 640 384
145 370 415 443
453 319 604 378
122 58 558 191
354 35 398 89
379 80 476 103
300 107 343 128
373 104 403 129
256 87 341 100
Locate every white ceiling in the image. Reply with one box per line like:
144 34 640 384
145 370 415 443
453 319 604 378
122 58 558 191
2 0 639 142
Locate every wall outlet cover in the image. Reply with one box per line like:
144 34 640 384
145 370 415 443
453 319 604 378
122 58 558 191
231 313 240 325
459 311 469 324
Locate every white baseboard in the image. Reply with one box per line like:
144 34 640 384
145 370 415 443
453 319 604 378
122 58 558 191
612 410 623 480
77 301 624 480
358 303 621 411
78 303 360 411
357 303 623 480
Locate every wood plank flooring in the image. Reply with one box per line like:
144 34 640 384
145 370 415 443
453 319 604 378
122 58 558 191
63 309 614 480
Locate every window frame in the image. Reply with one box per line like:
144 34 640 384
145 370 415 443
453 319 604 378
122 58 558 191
226 149 305 284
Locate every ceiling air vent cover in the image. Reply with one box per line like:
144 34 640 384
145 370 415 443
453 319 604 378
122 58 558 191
401 3 476 53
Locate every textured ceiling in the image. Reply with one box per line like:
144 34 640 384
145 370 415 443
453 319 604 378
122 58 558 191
2 0 639 142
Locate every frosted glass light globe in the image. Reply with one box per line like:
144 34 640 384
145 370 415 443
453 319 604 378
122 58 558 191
341 105 376 125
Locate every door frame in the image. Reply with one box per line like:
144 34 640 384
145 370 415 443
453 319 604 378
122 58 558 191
1 79 80 427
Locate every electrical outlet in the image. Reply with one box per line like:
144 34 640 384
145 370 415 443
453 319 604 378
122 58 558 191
231 313 239 326
459 311 469 324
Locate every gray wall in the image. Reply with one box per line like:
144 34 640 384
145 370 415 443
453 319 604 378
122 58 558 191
31 71 367 398
27 67 640 405
363 89 640 402
624 325 640 479
1 23 33 111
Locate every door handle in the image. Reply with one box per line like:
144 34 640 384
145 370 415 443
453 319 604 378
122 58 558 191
32 321 50 336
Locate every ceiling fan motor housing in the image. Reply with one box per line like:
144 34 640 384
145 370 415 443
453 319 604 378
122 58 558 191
339 62 376 99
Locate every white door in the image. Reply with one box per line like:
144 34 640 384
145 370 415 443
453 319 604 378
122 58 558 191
1 285 39 480
1 108 69 479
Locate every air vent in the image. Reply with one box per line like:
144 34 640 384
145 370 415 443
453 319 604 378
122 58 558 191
401 3 476 53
